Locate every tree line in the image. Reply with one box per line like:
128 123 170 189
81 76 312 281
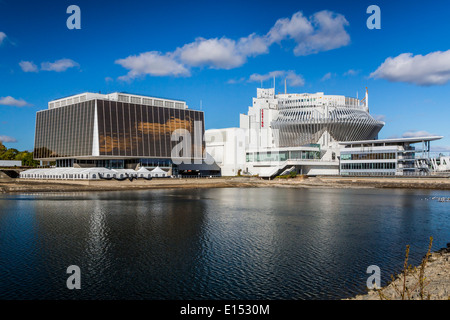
0 141 39 167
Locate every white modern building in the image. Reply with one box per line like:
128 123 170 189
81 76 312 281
205 128 247 176
206 87 443 177
339 136 443 176
206 87 384 177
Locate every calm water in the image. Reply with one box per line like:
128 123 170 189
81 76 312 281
0 187 449 300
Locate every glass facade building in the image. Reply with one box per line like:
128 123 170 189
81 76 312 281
34 97 205 167
34 101 96 159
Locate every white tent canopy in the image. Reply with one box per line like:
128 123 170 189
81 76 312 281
136 166 152 178
150 166 167 177
19 166 169 180
19 167 117 180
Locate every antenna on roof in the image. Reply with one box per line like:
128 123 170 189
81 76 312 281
200 100 202 110
284 78 287 94
273 75 275 92
365 87 369 110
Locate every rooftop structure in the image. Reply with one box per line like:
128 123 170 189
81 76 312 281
48 92 187 110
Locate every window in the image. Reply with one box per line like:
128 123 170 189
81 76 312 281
154 100 163 107
165 101 174 108
118 95 129 103
131 96 141 104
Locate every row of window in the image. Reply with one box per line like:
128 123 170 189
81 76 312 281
340 152 396 161
97 100 204 158
341 172 396 176
117 95 184 109
246 150 320 162
34 101 95 159
35 100 205 160
341 162 396 170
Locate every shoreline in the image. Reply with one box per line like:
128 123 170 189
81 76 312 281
1 176 450 193
348 244 450 300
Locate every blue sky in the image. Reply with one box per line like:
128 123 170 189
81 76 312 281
1 0 450 153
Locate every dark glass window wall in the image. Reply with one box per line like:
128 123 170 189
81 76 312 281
34 101 95 159
35 99 205 161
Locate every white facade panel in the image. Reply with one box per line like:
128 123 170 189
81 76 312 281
0 160 22 167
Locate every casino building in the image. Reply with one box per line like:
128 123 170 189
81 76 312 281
32 92 207 177
205 87 442 177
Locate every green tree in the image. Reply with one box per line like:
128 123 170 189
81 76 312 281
0 141 6 156
15 151 39 167
0 148 19 160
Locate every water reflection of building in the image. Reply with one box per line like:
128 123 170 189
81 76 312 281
33 92 207 174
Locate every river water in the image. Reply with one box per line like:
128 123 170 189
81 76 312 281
0 187 449 300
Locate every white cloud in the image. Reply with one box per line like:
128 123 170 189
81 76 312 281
321 72 334 81
267 10 350 56
402 130 434 138
174 10 349 70
344 69 359 76
176 37 246 69
0 135 17 143
19 61 38 72
249 70 285 83
0 32 6 45
372 114 386 122
227 77 246 84
370 50 450 86
41 59 79 72
285 71 305 86
116 10 350 80
0 96 30 107
115 51 190 80
105 77 114 83
236 33 270 57
249 70 304 87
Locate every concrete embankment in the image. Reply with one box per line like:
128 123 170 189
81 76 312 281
349 244 450 300
0 177 262 193
1 176 450 193
317 176 450 190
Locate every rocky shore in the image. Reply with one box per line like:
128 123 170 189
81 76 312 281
350 244 450 300
1 175 450 193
